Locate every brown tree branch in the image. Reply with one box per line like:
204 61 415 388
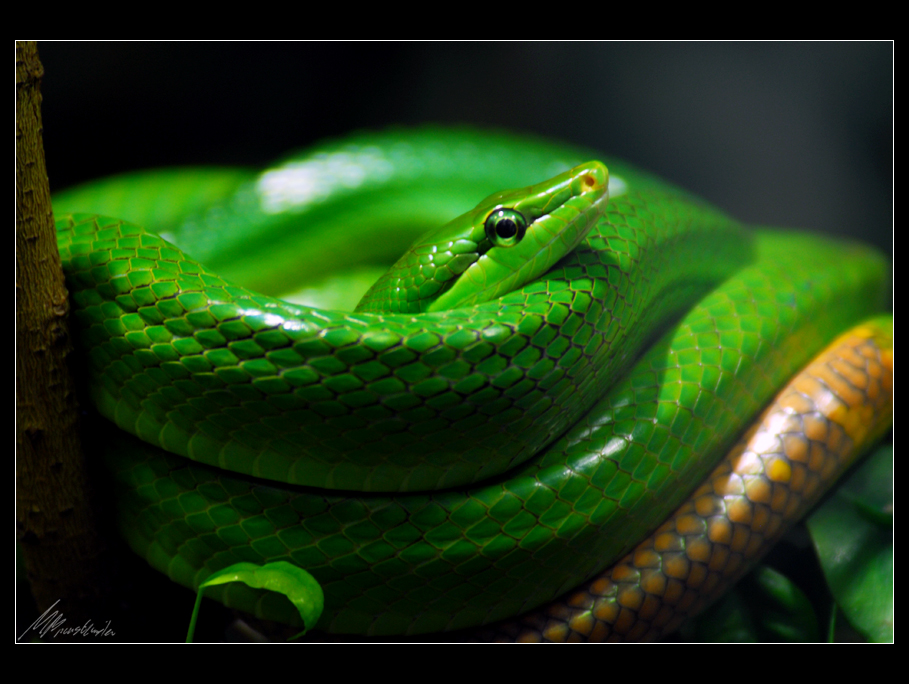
16 40 109 637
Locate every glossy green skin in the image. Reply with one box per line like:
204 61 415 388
53 128 890 635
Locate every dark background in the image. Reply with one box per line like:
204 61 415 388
38 42 892 259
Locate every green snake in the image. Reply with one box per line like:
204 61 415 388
52 127 890 637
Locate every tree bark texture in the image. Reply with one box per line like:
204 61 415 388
16 40 110 636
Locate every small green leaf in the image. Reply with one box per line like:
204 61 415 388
186 562 324 642
747 565 820 641
683 588 760 642
685 564 820 642
807 445 893 643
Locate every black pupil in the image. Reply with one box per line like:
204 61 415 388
496 218 517 239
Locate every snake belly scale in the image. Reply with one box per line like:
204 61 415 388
52 128 890 636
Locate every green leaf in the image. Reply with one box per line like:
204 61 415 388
186 562 324 643
692 566 820 642
683 588 760 642
807 445 893 642
747 565 820 641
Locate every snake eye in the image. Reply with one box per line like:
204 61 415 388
485 209 527 247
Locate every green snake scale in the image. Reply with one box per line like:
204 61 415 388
52 127 890 637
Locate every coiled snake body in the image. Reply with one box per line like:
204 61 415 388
53 128 891 638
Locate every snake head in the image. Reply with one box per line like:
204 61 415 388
355 161 609 314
